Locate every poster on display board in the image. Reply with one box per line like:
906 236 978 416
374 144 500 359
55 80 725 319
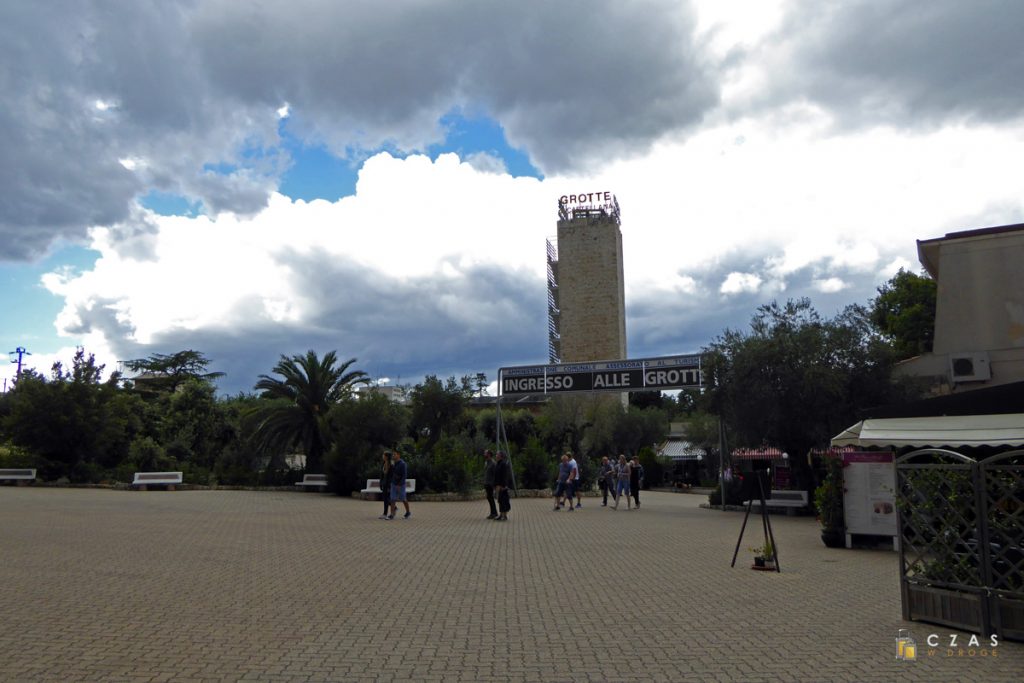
841 451 897 549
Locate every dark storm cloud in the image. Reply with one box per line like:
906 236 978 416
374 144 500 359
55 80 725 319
769 0 1024 127
98 253 547 394
0 2 280 261
189 0 717 172
1 0 716 260
626 251 892 357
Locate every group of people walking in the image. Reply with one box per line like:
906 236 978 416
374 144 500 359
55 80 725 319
482 450 514 521
375 448 645 522
553 451 644 511
597 454 644 510
378 450 412 520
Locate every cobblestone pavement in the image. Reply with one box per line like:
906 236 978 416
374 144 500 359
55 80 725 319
1 488 1021 682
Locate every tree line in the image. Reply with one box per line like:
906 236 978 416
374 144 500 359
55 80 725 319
0 270 935 495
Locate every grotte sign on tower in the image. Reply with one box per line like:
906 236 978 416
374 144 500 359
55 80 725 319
558 191 615 212
499 354 703 396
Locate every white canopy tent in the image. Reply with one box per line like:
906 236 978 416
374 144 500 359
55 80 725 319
831 413 1024 449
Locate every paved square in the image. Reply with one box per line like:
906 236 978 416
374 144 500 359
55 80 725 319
1 488 1020 682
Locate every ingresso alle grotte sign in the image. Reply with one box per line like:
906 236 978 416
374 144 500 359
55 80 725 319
499 354 703 396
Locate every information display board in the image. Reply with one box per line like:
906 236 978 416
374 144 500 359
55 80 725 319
841 451 897 548
499 354 702 396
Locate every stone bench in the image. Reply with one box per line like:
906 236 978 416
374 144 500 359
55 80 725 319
359 479 417 499
0 468 37 485
752 490 809 515
295 474 328 492
131 472 183 491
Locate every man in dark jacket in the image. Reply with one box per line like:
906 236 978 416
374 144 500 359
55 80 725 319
598 455 614 506
483 450 497 519
631 454 645 509
493 451 513 522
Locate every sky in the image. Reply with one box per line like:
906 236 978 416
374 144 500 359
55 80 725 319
2 0 1023 394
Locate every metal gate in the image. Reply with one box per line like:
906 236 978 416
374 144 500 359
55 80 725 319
896 448 1024 641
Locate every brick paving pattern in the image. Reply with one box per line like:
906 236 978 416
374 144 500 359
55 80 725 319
1 488 1021 682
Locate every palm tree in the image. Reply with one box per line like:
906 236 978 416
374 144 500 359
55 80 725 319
251 350 370 473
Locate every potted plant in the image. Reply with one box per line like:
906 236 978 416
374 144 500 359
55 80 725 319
750 539 775 569
814 456 845 548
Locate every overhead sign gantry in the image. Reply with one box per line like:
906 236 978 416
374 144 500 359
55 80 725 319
499 353 703 396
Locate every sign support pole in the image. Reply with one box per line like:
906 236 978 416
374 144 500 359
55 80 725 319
495 370 517 496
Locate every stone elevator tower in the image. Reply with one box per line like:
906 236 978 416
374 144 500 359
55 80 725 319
547 194 627 364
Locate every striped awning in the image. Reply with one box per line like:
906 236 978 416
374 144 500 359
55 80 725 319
659 440 704 460
831 413 1024 448
732 447 788 461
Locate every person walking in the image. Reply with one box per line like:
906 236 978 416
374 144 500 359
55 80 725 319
598 456 614 506
378 450 393 520
553 454 572 511
388 450 411 520
493 451 512 521
483 450 498 519
566 453 580 510
613 454 632 510
631 454 644 509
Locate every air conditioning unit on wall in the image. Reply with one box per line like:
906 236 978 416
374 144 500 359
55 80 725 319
949 352 991 383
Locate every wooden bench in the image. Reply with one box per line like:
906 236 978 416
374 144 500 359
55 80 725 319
132 471 183 491
295 474 328 492
0 468 37 485
752 490 809 515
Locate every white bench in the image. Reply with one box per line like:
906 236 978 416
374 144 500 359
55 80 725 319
0 468 37 485
132 471 183 491
752 490 809 514
360 479 417 497
295 474 328 491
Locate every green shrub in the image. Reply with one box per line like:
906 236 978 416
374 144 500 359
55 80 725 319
0 443 34 468
637 446 667 489
814 457 844 530
515 437 555 489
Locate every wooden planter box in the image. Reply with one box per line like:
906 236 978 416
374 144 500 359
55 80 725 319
904 583 984 633
996 595 1024 642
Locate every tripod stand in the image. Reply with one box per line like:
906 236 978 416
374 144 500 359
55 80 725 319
730 469 781 572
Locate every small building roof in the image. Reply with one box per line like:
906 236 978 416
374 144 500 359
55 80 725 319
832 413 1024 449
659 440 703 460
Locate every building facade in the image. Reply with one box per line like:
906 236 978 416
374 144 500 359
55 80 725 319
896 222 1024 391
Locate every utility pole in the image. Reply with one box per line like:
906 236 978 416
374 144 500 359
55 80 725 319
9 346 31 379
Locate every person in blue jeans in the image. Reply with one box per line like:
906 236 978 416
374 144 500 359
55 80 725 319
613 454 632 510
388 451 411 520
553 454 573 511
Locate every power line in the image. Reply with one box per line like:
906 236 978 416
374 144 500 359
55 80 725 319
8 346 31 379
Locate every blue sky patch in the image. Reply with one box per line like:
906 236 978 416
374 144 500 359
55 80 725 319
1 245 101 359
278 109 541 203
139 190 202 217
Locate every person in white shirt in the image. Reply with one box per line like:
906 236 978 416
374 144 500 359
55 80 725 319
567 454 582 509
